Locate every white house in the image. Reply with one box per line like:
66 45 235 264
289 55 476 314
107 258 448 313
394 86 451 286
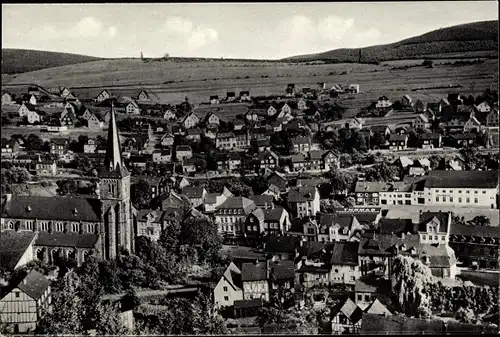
375 96 392 109
213 262 244 309
126 101 140 115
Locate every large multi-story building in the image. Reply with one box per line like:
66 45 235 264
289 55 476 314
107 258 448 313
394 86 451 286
1 104 136 264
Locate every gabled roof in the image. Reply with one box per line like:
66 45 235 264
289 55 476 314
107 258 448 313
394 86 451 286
182 185 206 199
331 298 364 324
450 221 500 239
329 241 359 266
16 270 50 300
364 299 392 316
241 261 267 282
0 231 36 270
418 211 450 233
355 182 391 193
2 196 101 222
263 207 286 222
287 186 317 203
248 194 274 208
355 279 377 293
216 196 256 213
378 218 415 234
389 134 408 142
268 260 294 281
424 170 498 189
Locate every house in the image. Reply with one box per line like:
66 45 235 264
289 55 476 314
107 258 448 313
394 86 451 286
330 298 364 334
204 112 220 125
137 210 169 242
182 158 197 174
401 95 413 107
414 100 425 113
375 96 392 109
175 145 193 161
413 114 431 129
215 197 257 238
137 89 156 102
210 95 220 104
448 221 500 270
160 133 175 147
354 182 391 206
35 158 57 176
86 113 104 129
370 125 390 138
354 280 378 310
267 105 278 117
241 260 269 302
239 91 251 101
17 103 36 117
292 136 312 154
216 132 237 150
248 194 274 210
246 109 260 121
264 235 300 261
266 171 288 193
420 133 442 149
345 117 363 130
0 270 51 333
214 262 243 309
126 101 140 115
182 185 207 207
0 231 37 272
346 84 360 94
285 84 296 97
257 151 279 171
268 260 295 297
50 138 69 156
318 214 363 242
94 90 110 103
182 112 199 129
59 109 78 127
486 108 499 127
423 170 498 209
475 101 491 113
233 299 263 318
297 98 307 110
329 241 361 286
451 133 477 147
1 138 21 156
152 149 172 164
204 187 233 213
463 116 482 133
2 91 14 105
163 109 176 120
388 134 408 151
185 127 202 142
287 186 320 218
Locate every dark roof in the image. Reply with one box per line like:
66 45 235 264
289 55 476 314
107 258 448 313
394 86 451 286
389 134 408 142
424 170 498 189
35 231 99 248
0 231 36 270
16 270 50 300
421 133 441 140
354 280 377 293
378 218 416 234
450 221 500 239
182 185 205 198
2 196 101 222
287 186 317 203
176 145 192 152
360 313 444 335
320 214 353 229
248 194 274 207
265 235 300 254
269 260 295 281
331 298 364 324
329 241 359 265
418 211 450 233
233 298 263 310
263 208 285 222
241 261 267 282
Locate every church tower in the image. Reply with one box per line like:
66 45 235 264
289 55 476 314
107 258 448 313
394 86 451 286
98 103 133 259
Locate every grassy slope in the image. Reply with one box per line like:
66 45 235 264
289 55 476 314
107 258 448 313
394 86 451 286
285 20 499 62
2 49 103 74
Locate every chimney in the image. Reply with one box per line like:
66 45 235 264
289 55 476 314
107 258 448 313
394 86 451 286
22 278 27 285
255 259 259 265
5 194 12 203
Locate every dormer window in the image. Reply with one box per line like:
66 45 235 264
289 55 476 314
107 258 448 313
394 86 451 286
26 205 32 212
73 208 78 216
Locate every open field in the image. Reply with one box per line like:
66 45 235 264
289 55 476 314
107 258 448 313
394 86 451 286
2 58 498 107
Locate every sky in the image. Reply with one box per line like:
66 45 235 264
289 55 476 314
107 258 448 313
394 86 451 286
2 2 498 60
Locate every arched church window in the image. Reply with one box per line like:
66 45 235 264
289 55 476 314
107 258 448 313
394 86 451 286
72 223 79 232
40 221 49 231
7 221 14 230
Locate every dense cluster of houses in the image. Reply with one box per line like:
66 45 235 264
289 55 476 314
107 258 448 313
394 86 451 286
1 83 499 334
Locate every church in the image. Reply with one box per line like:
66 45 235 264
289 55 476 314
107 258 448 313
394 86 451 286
0 104 136 266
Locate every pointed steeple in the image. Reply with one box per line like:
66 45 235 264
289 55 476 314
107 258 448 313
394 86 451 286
102 102 129 177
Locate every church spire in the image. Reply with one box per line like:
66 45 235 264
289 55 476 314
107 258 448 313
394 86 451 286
102 102 129 177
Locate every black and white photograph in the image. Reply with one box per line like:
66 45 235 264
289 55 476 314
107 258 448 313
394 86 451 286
0 2 499 335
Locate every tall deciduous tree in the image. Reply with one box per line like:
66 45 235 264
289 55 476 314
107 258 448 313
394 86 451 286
391 255 433 318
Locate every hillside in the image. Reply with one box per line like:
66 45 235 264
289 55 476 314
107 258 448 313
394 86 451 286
285 20 499 62
1 49 103 74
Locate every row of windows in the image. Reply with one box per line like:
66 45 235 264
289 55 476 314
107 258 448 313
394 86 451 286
5 221 97 233
438 189 486 194
436 196 478 203
422 234 446 242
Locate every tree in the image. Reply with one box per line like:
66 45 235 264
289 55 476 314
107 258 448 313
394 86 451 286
371 131 386 149
467 215 491 226
455 307 476 324
56 179 78 196
36 272 85 334
327 168 356 195
131 180 151 207
25 134 44 152
391 255 433 317
180 217 223 264
94 303 130 336
72 155 92 174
